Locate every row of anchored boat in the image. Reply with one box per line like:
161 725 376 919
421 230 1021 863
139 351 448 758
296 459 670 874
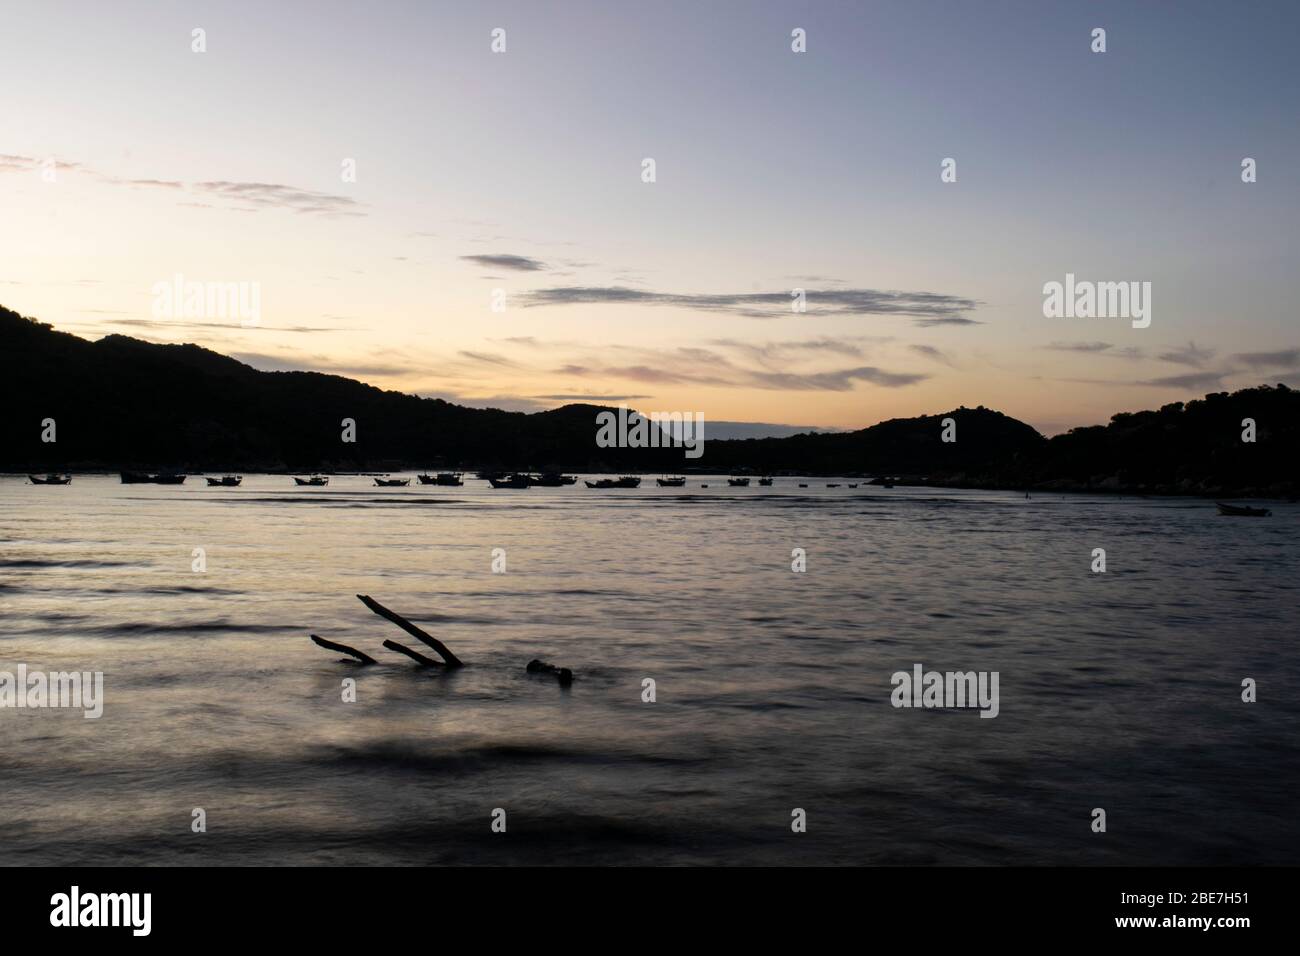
26 471 761 489
16 474 1282 513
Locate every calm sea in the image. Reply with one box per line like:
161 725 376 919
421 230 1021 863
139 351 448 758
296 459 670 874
1 475 1296 865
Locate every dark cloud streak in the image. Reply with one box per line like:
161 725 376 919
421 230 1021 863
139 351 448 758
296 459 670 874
460 254 547 271
518 285 979 324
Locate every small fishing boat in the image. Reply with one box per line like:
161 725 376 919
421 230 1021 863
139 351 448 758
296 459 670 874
121 471 185 484
728 477 750 487
758 477 774 486
1216 502 1271 517
527 472 578 487
848 483 858 489
374 477 410 487
205 475 243 487
585 476 641 489
29 474 71 485
417 472 463 486
294 475 329 486
826 483 840 488
798 483 808 488
489 474 531 489
657 476 687 487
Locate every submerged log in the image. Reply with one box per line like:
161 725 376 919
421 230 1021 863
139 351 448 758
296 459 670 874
383 639 443 668
310 634 377 666
526 659 573 686
357 594 465 668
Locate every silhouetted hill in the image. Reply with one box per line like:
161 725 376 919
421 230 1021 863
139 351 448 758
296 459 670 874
0 305 681 472
2 304 1295 495
705 406 1046 481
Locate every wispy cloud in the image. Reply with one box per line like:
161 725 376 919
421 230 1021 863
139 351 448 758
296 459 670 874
913 316 982 327
0 154 80 173
708 336 873 365
121 178 184 189
191 181 361 216
1044 341 1146 360
457 350 519 367
518 285 980 324
0 153 360 217
747 366 926 389
909 344 955 366
1157 341 1216 368
1135 371 1228 390
480 337 929 392
1232 347 1300 370
105 318 352 333
1045 341 1116 353
1058 339 1300 392
460 254 546 271
562 364 729 386
557 354 925 391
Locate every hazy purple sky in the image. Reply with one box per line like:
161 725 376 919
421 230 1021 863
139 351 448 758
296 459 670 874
3 0 1298 432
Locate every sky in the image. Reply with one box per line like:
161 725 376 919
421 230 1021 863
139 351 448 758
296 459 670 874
2 0 1298 435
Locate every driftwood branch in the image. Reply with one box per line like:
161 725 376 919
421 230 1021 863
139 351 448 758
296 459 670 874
357 594 464 668
382 639 443 668
311 634 377 665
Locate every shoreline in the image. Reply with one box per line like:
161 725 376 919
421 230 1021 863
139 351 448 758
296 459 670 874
5 470 1294 501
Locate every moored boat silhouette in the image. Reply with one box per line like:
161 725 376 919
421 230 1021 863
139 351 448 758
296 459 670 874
121 471 185 484
585 476 640 488
526 472 578 487
1216 502 1271 517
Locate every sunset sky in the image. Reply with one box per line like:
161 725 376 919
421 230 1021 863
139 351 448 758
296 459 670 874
3 0 1298 434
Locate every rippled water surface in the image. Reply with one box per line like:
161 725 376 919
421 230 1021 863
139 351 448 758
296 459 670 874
1 475 1296 865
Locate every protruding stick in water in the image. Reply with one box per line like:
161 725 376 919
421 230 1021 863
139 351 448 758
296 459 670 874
357 594 464 668
310 634 377 666
383 639 443 668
